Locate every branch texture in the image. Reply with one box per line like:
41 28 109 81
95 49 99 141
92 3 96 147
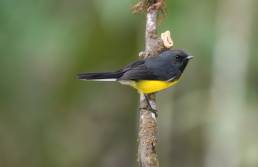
134 1 167 167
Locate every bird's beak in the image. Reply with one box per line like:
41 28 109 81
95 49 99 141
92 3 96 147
187 55 194 60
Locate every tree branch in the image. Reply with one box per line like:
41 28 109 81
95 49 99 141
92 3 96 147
133 0 169 167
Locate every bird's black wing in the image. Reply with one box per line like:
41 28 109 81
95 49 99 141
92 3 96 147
122 60 145 70
119 62 161 81
119 58 181 81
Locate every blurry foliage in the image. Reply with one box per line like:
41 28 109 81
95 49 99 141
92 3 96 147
0 0 257 167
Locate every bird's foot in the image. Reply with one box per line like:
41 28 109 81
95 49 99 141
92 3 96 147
149 107 158 118
144 94 158 118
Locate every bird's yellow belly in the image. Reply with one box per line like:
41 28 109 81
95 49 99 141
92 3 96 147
133 80 178 94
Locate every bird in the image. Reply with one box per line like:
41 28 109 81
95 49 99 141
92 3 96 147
78 49 193 115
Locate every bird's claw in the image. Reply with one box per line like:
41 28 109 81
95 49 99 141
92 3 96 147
149 107 158 118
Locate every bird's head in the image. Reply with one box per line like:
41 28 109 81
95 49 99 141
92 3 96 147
160 49 193 72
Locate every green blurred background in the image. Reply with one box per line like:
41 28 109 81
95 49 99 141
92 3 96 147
0 0 257 167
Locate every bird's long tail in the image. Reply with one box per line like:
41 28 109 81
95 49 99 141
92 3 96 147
77 71 123 81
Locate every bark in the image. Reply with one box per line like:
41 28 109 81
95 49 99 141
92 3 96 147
133 1 167 167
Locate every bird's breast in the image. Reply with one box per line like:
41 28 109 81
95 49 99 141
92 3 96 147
134 80 178 94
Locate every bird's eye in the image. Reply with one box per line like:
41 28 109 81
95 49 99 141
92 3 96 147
175 55 181 60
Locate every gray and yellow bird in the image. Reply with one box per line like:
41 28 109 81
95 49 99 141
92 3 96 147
78 49 193 111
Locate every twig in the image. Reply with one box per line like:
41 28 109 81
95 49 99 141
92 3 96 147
132 0 171 167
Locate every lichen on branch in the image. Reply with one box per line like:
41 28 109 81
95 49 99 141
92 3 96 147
132 0 165 14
